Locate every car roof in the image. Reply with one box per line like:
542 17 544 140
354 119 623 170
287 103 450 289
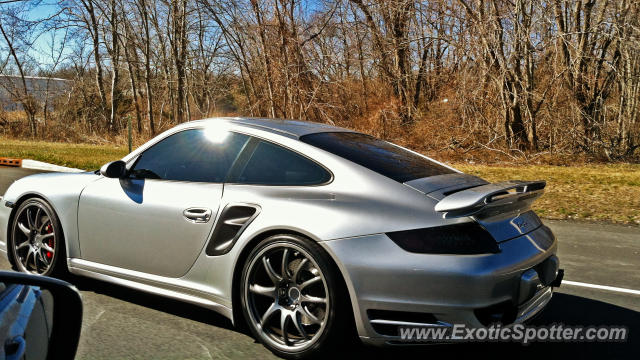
191 117 355 138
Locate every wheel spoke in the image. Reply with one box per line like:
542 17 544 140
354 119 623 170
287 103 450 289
280 310 290 344
22 248 30 267
292 258 308 284
38 216 50 233
40 233 54 241
281 249 290 280
25 247 33 265
292 311 308 339
26 208 35 230
16 242 30 251
32 250 40 273
41 243 55 254
299 276 321 291
249 284 276 298
17 222 30 237
37 250 49 268
300 305 322 325
262 257 282 285
300 294 326 304
260 302 279 327
34 208 42 229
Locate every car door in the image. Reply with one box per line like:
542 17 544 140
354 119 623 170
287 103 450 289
77 129 250 278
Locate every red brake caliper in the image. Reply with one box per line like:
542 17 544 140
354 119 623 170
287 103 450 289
45 224 54 259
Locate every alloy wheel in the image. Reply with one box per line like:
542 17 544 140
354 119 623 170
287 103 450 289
12 202 57 275
244 242 330 352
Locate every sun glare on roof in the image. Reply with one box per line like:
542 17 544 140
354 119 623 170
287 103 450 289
203 127 230 143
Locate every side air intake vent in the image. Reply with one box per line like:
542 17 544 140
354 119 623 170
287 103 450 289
206 205 260 256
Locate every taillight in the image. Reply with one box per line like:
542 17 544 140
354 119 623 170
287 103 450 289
386 222 499 254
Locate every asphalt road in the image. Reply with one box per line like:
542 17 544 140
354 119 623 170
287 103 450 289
1 166 638 359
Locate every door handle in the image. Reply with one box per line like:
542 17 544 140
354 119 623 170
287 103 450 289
183 208 212 223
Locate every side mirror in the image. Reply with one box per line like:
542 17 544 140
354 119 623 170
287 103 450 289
0 271 82 360
100 160 127 178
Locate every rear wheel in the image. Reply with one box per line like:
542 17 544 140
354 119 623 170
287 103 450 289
9 198 66 277
240 234 352 359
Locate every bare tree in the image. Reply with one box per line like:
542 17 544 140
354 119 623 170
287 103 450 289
1 0 637 160
0 6 39 135
553 0 620 151
77 0 110 125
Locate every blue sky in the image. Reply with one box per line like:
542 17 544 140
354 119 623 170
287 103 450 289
28 1 69 67
28 1 58 18
0 1 69 69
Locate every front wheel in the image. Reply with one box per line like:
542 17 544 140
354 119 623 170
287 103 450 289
9 198 66 276
240 234 352 359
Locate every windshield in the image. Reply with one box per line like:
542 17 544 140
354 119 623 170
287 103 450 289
299 132 455 183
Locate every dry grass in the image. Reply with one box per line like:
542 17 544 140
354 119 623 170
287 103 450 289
1 138 638 225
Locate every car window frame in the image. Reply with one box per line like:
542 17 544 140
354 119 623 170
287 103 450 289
125 127 333 186
126 128 252 184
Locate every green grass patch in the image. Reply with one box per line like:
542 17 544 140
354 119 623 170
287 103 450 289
1 138 638 224
0 138 128 170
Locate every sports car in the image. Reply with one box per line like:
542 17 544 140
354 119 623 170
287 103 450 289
0 117 562 358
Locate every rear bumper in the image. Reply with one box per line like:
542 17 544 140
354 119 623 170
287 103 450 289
320 225 559 346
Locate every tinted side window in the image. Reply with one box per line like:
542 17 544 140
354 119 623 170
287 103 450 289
300 132 454 183
232 140 330 185
132 129 249 182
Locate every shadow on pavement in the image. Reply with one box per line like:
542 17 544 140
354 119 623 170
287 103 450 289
70 278 639 359
70 275 236 331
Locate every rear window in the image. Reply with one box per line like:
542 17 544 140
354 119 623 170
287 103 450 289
300 132 454 182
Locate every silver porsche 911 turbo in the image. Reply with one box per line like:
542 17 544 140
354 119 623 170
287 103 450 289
0 117 562 358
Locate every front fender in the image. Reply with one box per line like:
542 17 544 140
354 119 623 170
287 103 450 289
1 172 101 259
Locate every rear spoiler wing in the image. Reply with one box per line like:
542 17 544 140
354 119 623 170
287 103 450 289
434 180 546 218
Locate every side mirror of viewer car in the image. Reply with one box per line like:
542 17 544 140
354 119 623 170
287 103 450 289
0 271 82 360
100 160 128 178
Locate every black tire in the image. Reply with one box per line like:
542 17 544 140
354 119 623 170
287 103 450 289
240 234 353 359
9 198 68 277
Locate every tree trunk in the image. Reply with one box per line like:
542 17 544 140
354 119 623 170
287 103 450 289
108 0 121 132
0 19 37 136
251 0 276 118
123 25 142 133
81 0 109 127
